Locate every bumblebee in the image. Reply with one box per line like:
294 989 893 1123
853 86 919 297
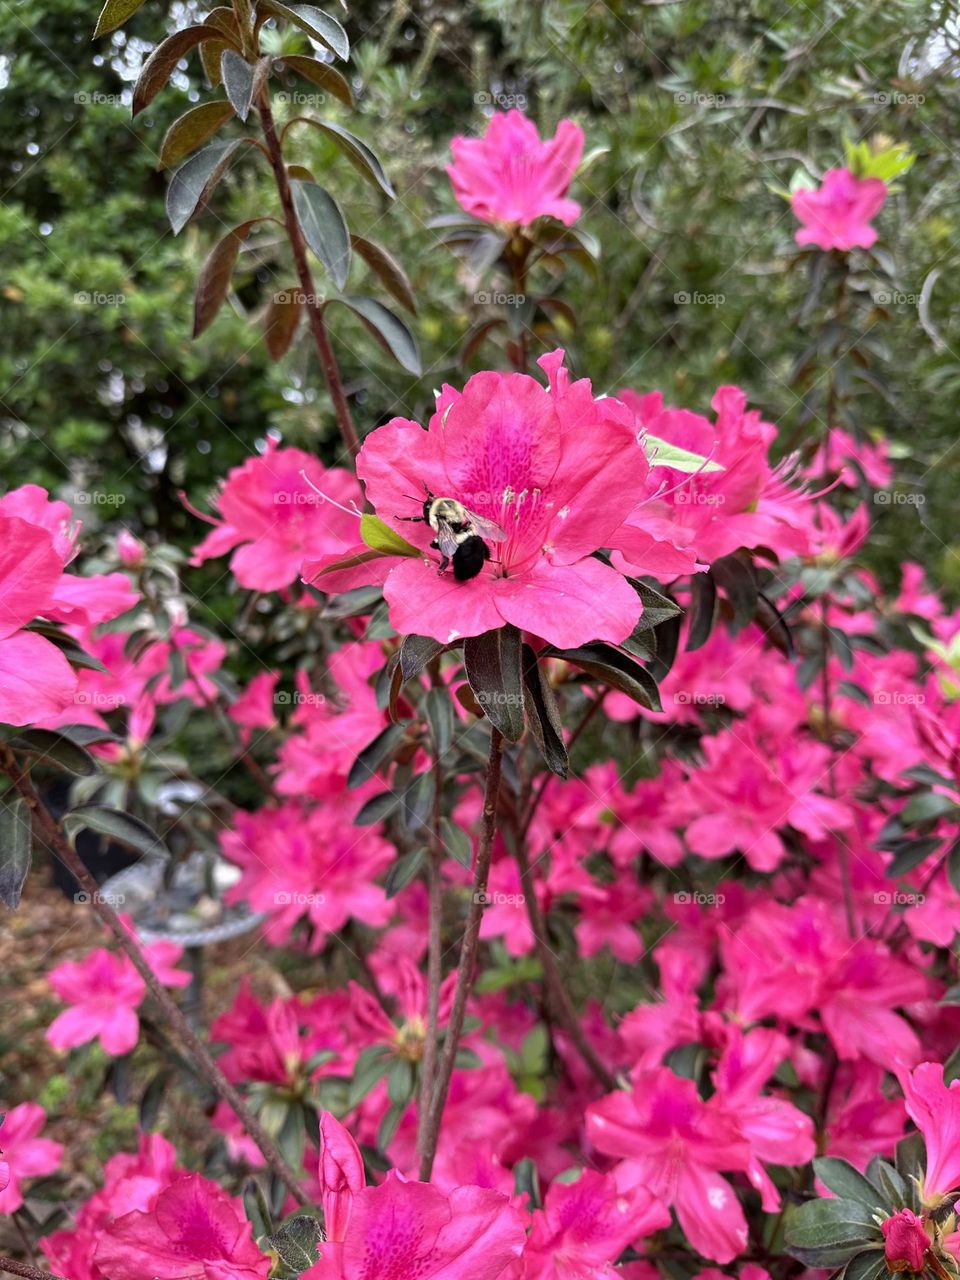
400 492 506 581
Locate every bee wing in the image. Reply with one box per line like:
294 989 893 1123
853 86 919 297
432 518 462 559
463 509 507 542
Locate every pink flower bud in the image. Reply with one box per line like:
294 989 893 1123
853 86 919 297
318 1111 365 1243
882 1209 930 1272
115 529 146 567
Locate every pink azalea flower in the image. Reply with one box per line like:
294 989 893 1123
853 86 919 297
587 1066 753 1264
42 1134 178 1280
229 670 279 742
0 1104 63 1213
447 109 584 227
95 1172 270 1279
522 1167 670 1279
305 1112 526 1280
189 443 360 591
822 1063 906 1171
792 168 887 251
896 1061 960 1201
309 351 675 648
115 529 147 567
47 948 146 1056
882 1209 930 1272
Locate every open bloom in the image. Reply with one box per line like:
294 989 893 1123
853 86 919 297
448 109 584 227
791 168 887 251
0 1104 63 1213
189 443 360 591
896 1061 960 1201
587 1066 753 1263
308 351 681 648
305 1112 525 1279
95 1173 269 1279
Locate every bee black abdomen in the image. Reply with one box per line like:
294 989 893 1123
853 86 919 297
452 536 490 581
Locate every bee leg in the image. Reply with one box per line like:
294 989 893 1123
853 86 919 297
437 554 450 575
396 515 424 523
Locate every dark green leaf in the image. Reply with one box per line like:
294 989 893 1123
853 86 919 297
895 1131 926 1193
292 180 350 290
464 626 525 743
901 791 957 825
331 296 421 374
10 728 98 775
243 1178 273 1240
0 797 31 910
220 49 256 121
630 579 683 632
948 839 960 895
387 1057 414 1105
886 837 942 877
133 25 223 116
521 644 567 779
354 791 402 826
166 139 250 235
347 1045 393 1108
712 551 759 633
813 1158 889 1211
439 817 471 869
425 688 454 756
385 846 425 897
686 571 716 651
402 771 435 832
554 642 661 712
348 723 407 789
350 235 416 313
840 1249 888 1280
293 118 393 196
756 590 794 657
865 1158 907 1210
193 220 258 338
513 1157 542 1210
62 806 168 859
377 1100 405 1150
259 2 349 59
159 100 236 169
24 623 109 672
139 1070 171 1131
280 54 354 105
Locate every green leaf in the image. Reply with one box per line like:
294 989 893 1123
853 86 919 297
439 817 471 869
643 433 723 472
784 1197 882 1261
243 1177 274 1240
865 1158 907 1210
292 118 393 196
521 645 568 779
62 806 168 859
513 1157 542 1210
630 580 683 632
94 0 147 37
399 635 446 682
0 797 32 910
359 513 420 558
385 847 425 897
280 54 354 106
139 1070 171 1131
24 624 109 673
220 49 256 121
947 839 960 895
350 235 416 313
292 180 351 290
552 642 661 712
886 837 942 878
354 790 403 826
463 626 525 743
348 723 407 789
266 1215 322 1272
347 1045 394 1108
329 296 420 375
895 1131 926 1194
402 771 435 832
813 1158 889 1211
425 687 454 756
10 728 99 775
133 25 224 116
166 139 250 235
387 1057 414 1105
840 1249 888 1280
686 572 716 651
259 1 349 59
193 220 259 338
377 1099 405 1150
711 552 759 633
159 100 236 169
901 791 957 826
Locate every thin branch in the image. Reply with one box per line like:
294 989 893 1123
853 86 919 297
0 1257 64 1279
418 728 504 1180
0 745 308 1207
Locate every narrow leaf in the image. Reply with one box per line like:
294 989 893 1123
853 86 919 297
385 847 425 897
193 221 256 338
643 433 723 472
348 723 407 789
464 626 525 743
159 100 236 169
263 287 303 358
331 296 421 374
220 49 256 120
292 180 350 289
552 642 661 712
522 645 568 779
62 806 168 859
133 25 223 116
166 139 249 235
280 54 353 105
94 0 146 38
291 117 393 196
350 235 416 313
0 797 32 909
10 728 98 776
258 1 349 59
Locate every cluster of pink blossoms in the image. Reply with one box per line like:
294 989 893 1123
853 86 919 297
5 109 957 1280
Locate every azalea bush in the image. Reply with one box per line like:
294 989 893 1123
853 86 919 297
3 3 960 1280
